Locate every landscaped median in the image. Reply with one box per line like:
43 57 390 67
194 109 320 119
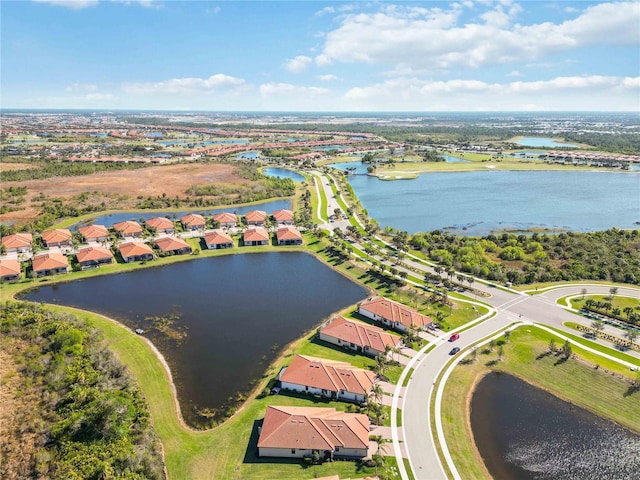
432 325 640 480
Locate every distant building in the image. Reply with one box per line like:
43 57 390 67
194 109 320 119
243 227 269 246
1 233 32 254
318 317 402 358
76 246 114 269
212 212 237 228
118 242 154 263
276 226 303 245
358 296 433 333
78 224 110 243
113 221 143 238
245 210 267 226
41 229 72 248
145 217 175 235
32 252 69 276
180 213 206 231
203 230 234 249
155 237 192 255
0 259 21 282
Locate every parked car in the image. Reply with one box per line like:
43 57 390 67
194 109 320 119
449 333 460 342
449 347 461 355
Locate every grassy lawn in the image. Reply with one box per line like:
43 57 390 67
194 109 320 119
437 325 640 480
566 294 640 311
514 280 640 293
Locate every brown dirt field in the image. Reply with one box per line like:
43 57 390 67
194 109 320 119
0 163 40 171
1 162 246 223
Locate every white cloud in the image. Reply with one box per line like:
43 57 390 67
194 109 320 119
315 54 332 67
622 76 640 88
33 0 98 9
319 2 640 71
317 74 340 82
122 74 245 94
285 55 313 73
259 83 330 97
507 70 522 77
65 83 99 92
315 6 335 16
84 93 117 101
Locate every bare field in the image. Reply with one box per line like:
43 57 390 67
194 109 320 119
0 163 40 171
0 162 246 223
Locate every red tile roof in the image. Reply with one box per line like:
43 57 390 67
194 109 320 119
41 229 72 245
244 227 270 242
204 230 233 245
0 259 21 277
119 242 153 258
245 210 267 223
76 246 114 263
281 355 376 396
78 224 109 240
272 209 294 222
145 217 174 230
359 296 433 330
212 212 237 224
155 236 191 253
320 317 401 353
257 406 370 451
32 252 68 272
1 233 32 249
180 213 206 227
113 221 143 235
276 226 302 241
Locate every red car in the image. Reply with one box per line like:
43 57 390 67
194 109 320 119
449 333 460 342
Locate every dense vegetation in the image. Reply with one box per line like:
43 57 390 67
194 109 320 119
563 132 640 154
0 302 165 480
409 228 640 285
1 159 150 182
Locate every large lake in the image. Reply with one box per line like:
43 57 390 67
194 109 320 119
339 170 640 235
72 199 292 229
515 137 579 148
470 373 640 480
263 167 305 182
22 252 368 426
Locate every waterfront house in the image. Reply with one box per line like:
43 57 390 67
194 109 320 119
272 209 294 225
1 232 33 254
145 217 175 235
243 227 270 246
0 259 21 282
257 406 370 460
155 236 192 255
212 212 237 228
203 230 234 249
244 210 267 226
276 226 303 245
75 246 114 269
318 317 402 358
180 213 206 231
118 242 154 263
78 224 110 243
41 229 72 248
358 296 433 333
113 221 143 238
279 355 376 404
32 252 69 276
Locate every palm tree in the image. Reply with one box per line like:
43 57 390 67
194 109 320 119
369 383 384 404
624 330 637 346
369 434 390 456
581 288 587 299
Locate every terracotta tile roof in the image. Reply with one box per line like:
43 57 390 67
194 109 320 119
244 227 270 242
76 246 114 263
118 242 153 258
0 259 21 277
78 224 109 240
245 210 267 223
113 221 143 235
32 252 68 272
272 209 294 222
1 232 32 249
145 217 174 230
281 355 376 396
204 230 233 245
41 229 72 245
320 317 402 353
180 213 206 227
276 226 302 241
212 212 237 224
359 296 433 330
155 236 191 253
258 406 370 451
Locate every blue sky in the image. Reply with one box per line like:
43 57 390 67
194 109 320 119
2 0 639 111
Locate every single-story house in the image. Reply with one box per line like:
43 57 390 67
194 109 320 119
0 259 21 282
279 355 376 404
145 217 175 234
257 406 370 460
180 213 206 231
212 212 237 228
1 232 33 254
318 317 402 358
113 221 143 238
75 246 114 269
41 228 72 248
78 224 110 243
358 296 433 333
243 227 270 246
276 226 303 246
118 242 154 263
272 209 294 225
155 236 192 255
245 210 267 226
203 230 234 249
32 252 69 276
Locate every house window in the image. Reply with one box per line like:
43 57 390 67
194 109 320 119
335 447 340 452
291 449 296 454
305 386 309 391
